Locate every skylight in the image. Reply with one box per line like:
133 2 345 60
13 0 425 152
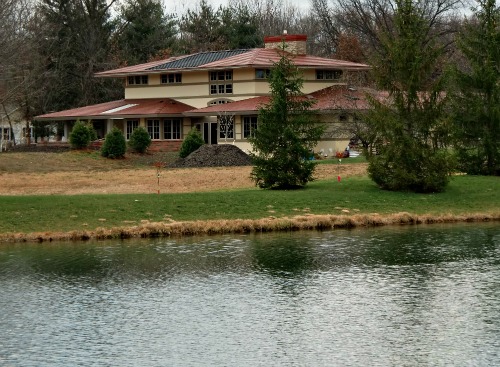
101 104 138 114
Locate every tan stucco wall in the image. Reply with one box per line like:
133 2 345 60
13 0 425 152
124 68 347 107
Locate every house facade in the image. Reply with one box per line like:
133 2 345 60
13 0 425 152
35 34 371 155
1 104 30 151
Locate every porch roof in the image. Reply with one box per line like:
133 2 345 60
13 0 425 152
35 98 196 121
184 86 379 116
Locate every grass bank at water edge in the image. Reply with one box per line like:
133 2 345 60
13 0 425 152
0 175 498 242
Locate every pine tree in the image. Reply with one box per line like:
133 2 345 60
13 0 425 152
249 45 324 189
450 0 500 175
115 0 177 65
366 0 453 193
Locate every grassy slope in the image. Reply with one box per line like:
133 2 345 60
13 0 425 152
1 175 498 234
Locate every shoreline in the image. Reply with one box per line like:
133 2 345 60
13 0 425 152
1 211 499 244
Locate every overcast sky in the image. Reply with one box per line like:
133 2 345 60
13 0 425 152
161 0 311 14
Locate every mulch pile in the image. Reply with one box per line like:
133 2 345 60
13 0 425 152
169 144 252 168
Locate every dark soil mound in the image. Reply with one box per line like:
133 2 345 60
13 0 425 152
169 144 252 168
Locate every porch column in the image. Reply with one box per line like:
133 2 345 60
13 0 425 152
106 119 113 135
64 122 69 142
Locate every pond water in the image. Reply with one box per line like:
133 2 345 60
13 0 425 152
1 223 499 366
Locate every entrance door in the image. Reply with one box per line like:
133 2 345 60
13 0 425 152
203 122 218 145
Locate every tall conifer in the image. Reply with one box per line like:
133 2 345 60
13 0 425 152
450 0 500 175
249 44 324 189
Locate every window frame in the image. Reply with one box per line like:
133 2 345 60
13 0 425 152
161 73 182 84
128 75 149 85
147 119 160 140
126 120 139 140
219 118 234 140
163 119 182 140
255 69 271 79
316 69 343 80
210 70 233 95
243 116 258 138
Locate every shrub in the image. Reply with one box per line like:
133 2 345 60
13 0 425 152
86 122 98 141
367 144 452 193
69 121 91 149
179 129 204 158
128 126 151 153
101 128 126 158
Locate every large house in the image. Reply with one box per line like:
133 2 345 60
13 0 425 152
35 34 371 155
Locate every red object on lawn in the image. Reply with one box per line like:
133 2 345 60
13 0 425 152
337 176 341 182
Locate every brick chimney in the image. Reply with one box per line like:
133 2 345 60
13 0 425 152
264 32 307 55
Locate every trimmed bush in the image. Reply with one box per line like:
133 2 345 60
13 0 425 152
101 128 126 159
128 126 151 153
179 128 204 158
86 122 98 141
69 121 91 149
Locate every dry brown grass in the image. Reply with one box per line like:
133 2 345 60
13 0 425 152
0 163 368 195
1 212 498 244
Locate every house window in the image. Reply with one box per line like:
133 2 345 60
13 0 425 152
210 70 233 95
1 127 10 141
22 127 32 139
126 120 139 139
147 119 160 139
316 70 343 80
255 69 270 79
128 75 148 85
164 119 181 140
161 73 182 84
219 117 234 140
243 116 258 138
208 98 233 106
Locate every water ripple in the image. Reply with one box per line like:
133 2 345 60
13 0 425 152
0 223 499 366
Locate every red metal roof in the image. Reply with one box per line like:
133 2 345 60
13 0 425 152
35 98 195 120
185 86 382 115
95 48 370 77
34 87 386 121
184 96 271 116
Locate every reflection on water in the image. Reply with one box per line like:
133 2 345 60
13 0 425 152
1 223 499 366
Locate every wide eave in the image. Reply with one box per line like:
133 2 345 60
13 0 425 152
35 98 195 121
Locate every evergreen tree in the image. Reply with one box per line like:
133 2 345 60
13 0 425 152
219 5 262 49
178 0 224 53
366 0 453 193
128 126 151 153
179 1 262 53
115 0 177 65
35 0 119 114
449 0 500 175
101 127 126 158
249 45 324 189
69 120 91 149
179 128 204 158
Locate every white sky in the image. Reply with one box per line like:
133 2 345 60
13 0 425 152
161 0 312 15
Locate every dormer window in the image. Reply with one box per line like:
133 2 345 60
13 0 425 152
316 70 342 80
210 70 233 95
128 75 148 85
161 73 182 84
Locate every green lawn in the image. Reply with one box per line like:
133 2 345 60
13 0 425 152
1 175 498 234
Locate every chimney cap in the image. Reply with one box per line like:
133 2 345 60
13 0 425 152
263 34 307 44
